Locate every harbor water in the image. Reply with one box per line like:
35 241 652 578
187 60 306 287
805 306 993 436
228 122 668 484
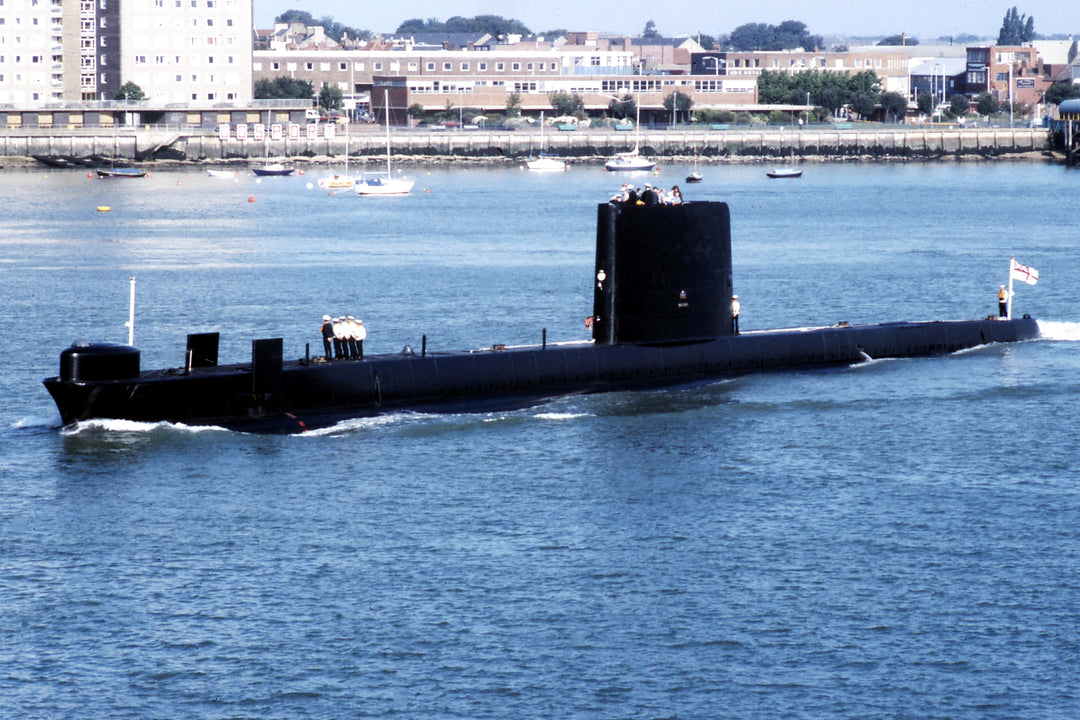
2 161 1080 719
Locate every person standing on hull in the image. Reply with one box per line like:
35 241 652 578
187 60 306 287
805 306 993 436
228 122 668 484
998 285 1009 318
355 319 367 359
332 317 345 359
346 316 359 359
320 315 334 359
732 295 741 334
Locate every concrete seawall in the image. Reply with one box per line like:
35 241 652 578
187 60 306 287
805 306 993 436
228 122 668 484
2 126 1052 166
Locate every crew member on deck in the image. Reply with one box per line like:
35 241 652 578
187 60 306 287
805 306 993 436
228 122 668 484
320 315 334 359
732 295 741 334
346 316 359 358
332 317 346 359
998 285 1008 318
355 319 367 359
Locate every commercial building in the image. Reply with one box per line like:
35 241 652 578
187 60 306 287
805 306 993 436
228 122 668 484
0 0 252 107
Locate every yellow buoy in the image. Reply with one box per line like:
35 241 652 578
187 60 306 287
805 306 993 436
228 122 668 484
97 206 111 212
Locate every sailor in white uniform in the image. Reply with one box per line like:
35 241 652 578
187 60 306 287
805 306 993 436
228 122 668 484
333 316 347 359
354 319 367 360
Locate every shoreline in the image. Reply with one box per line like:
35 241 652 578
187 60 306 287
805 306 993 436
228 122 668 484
0 125 1054 169
3 152 1056 172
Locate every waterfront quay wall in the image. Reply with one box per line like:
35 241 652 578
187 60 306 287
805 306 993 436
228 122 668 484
1 126 1051 165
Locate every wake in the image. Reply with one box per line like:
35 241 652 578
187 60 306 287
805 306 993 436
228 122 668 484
1036 320 1080 342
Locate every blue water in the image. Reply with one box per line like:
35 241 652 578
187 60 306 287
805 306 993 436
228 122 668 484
3 162 1080 719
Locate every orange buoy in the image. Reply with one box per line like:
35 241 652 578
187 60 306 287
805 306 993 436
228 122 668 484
247 196 255 203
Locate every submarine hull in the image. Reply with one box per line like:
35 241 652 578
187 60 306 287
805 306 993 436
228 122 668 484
43 317 1039 434
43 202 1040 433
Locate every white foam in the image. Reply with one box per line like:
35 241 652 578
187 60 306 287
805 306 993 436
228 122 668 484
11 413 61 430
61 419 228 435
1036 320 1080 342
298 412 418 437
533 412 590 421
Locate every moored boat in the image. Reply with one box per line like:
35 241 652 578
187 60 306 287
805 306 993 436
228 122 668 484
252 163 294 177
97 167 147 178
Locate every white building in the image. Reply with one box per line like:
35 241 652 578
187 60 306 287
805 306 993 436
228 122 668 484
0 0 252 107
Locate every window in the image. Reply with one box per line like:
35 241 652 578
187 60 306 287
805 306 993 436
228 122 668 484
443 62 451 70
512 62 520 70
305 62 313 70
339 62 347 70
526 63 533 70
478 62 487 71
461 62 469 70
373 62 382 70
496 62 504 71
426 62 434 70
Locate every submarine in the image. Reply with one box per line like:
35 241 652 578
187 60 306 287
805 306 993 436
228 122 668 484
44 201 1039 434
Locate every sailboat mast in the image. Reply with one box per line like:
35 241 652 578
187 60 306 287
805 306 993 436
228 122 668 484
384 89 392 178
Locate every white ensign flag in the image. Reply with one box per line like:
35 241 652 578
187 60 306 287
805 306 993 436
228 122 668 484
1011 259 1039 286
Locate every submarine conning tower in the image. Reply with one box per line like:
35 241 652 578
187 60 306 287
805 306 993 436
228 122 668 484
592 201 734 345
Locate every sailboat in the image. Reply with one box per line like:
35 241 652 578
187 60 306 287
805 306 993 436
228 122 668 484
605 95 655 172
97 124 146 178
252 113 294 176
527 112 568 171
685 152 703 183
767 130 802 178
355 90 414 196
317 114 355 190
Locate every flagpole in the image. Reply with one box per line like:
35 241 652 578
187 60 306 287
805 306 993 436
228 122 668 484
1006 256 1014 320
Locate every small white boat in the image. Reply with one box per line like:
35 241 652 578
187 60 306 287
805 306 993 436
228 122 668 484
604 97 655 172
207 169 237 179
317 174 355 190
605 151 655 172
354 176 415 195
526 112 568 171
356 89 413 196
527 155 568 172
766 167 803 179
317 119 356 190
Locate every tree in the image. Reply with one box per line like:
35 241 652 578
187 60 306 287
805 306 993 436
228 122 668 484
607 94 636 120
696 34 717 51
730 20 821 51
114 81 145 101
878 34 918 46
407 104 425 122
254 76 315 100
997 7 1035 45
275 10 370 43
318 83 343 111
949 94 970 118
975 92 999 116
395 15 531 35
916 91 935 116
850 93 877 119
663 91 694 123
881 91 908 122
1045 80 1080 105
642 20 660 40
547 90 585 117
504 92 522 118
